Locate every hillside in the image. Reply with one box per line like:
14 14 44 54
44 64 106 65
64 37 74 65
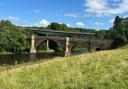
0 47 128 89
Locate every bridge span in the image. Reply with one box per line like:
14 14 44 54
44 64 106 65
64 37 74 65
29 30 113 56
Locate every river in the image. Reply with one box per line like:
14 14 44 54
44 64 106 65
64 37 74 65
0 50 88 66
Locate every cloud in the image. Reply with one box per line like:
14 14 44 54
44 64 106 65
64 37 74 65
8 16 20 20
64 13 78 18
94 22 104 25
76 22 85 27
34 19 50 27
84 0 128 17
66 23 71 27
57 22 71 27
33 9 40 13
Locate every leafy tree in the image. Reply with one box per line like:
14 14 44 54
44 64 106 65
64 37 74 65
125 18 128 40
112 16 128 47
48 23 60 30
0 20 30 53
95 30 108 39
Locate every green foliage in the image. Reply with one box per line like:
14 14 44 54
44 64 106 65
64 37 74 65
113 16 122 31
37 42 47 51
49 40 62 52
0 20 30 53
48 22 61 30
48 22 72 32
125 20 128 39
112 16 128 47
95 30 109 39
113 34 126 48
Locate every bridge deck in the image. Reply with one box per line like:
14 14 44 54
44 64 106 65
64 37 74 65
30 29 95 37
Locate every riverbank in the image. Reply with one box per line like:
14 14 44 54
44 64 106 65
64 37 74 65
0 46 128 89
0 52 14 55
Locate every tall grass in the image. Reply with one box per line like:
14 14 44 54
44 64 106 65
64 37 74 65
0 48 128 89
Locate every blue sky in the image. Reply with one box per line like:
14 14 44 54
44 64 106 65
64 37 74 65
0 0 128 30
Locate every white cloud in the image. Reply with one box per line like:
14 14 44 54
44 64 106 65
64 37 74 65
85 0 128 17
76 22 85 27
94 22 104 25
33 9 40 13
57 22 71 27
34 19 50 27
64 13 78 18
66 23 71 27
8 16 20 20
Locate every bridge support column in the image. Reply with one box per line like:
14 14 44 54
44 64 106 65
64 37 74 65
46 34 50 52
64 37 70 57
30 35 36 53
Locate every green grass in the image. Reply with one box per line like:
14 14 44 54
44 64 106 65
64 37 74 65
0 47 128 89
120 44 128 49
73 47 87 51
0 52 14 55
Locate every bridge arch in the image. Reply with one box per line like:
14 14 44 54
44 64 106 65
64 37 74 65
70 41 90 53
95 48 101 51
30 34 113 56
36 39 64 52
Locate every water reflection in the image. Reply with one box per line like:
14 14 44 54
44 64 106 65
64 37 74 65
0 53 60 65
0 50 88 66
72 50 88 55
30 53 37 62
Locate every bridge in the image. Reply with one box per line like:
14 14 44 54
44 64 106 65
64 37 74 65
29 30 113 56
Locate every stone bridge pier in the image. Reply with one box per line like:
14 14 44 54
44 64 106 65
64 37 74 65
30 35 36 53
64 37 70 57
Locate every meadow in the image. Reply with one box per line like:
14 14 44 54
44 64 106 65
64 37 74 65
0 46 128 89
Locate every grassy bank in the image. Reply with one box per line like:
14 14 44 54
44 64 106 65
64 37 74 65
0 52 14 55
73 47 87 51
0 48 128 89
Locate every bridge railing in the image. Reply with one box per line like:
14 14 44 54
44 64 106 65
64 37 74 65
28 35 113 43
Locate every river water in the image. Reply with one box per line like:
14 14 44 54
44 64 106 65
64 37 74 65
0 50 88 66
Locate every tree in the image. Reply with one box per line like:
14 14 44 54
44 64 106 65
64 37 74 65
0 20 30 53
95 30 108 39
112 16 128 47
48 23 60 30
125 19 128 40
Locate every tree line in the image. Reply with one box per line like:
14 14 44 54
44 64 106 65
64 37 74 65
111 16 128 47
0 16 128 53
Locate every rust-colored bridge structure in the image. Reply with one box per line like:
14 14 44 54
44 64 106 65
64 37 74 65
29 30 113 56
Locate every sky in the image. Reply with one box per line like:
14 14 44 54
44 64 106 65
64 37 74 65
0 0 128 30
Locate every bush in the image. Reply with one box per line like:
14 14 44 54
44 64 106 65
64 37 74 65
112 34 126 48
